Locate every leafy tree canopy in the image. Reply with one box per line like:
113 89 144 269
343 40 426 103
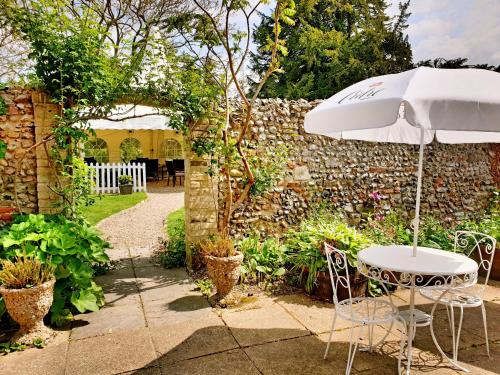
251 0 413 99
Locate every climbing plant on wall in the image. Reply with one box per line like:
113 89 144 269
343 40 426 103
165 0 296 235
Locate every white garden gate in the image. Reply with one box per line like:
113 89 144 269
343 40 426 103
87 163 147 194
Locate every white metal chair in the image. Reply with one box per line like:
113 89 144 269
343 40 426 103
323 243 407 375
419 231 496 364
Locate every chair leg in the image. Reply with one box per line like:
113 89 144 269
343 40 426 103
481 303 490 357
397 317 408 375
345 324 361 375
453 306 464 362
323 310 337 359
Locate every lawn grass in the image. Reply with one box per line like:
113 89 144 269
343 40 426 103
82 192 147 225
166 207 185 237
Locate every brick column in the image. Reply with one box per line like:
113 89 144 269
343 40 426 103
32 92 61 213
184 138 218 269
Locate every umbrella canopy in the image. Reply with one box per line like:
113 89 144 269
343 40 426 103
88 105 172 131
304 67 500 256
305 67 500 144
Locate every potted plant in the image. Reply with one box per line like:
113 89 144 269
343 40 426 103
200 236 243 297
118 175 133 195
285 215 370 302
0 257 56 345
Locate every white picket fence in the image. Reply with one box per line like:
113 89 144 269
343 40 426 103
87 163 147 194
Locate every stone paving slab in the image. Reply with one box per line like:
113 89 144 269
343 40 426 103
0 333 69 375
152 321 238 365
65 327 157 375
244 334 349 374
71 304 146 340
160 349 260 375
144 295 214 327
274 293 354 334
221 301 310 347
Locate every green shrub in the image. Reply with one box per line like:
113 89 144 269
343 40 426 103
160 208 186 268
118 175 132 185
239 235 287 283
0 257 55 289
0 214 110 325
285 213 371 293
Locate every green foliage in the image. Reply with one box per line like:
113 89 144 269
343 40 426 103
239 235 287 283
195 279 214 297
0 257 55 289
0 214 109 325
118 175 133 185
251 0 413 99
0 140 6 159
363 212 413 245
160 208 186 268
32 337 45 349
248 144 289 197
56 158 95 221
0 341 27 353
0 297 5 320
285 212 370 293
0 98 6 116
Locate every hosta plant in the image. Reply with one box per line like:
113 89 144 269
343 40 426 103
0 214 109 325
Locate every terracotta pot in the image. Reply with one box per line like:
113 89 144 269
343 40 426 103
312 271 368 303
205 252 244 297
0 207 16 223
0 279 55 344
119 184 133 195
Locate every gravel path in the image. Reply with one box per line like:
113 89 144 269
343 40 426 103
96 189 184 252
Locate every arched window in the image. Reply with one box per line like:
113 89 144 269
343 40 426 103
120 138 142 162
84 138 109 163
161 139 183 159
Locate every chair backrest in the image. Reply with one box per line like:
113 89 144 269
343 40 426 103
173 159 184 172
165 160 175 175
454 231 497 286
324 243 353 308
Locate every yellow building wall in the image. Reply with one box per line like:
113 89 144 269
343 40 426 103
93 129 184 163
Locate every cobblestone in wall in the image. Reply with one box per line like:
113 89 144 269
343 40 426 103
0 89 60 215
227 98 497 238
0 88 38 213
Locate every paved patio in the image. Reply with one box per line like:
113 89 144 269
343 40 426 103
1 190 499 374
1 246 500 375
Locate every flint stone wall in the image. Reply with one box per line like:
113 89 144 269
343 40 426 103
0 88 59 215
227 98 498 238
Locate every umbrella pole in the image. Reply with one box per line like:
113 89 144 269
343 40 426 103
412 127 425 257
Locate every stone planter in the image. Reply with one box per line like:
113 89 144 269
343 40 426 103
0 279 55 344
119 184 133 195
312 271 368 302
205 252 244 297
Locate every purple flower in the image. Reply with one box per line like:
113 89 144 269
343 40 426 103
369 191 383 202
375 214 385 221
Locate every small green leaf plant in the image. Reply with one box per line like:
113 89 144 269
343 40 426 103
118 175 133 185
0 214 110 325
239 235 287 285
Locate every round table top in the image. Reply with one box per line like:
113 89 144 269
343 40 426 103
358 245 478 276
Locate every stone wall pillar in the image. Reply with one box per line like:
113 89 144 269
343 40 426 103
31 92 60 213
0 88 37 214
184 135 218 269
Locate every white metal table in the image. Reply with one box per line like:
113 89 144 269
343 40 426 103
357 245 478 374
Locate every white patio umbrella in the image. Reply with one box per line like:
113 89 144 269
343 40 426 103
304 67 500 256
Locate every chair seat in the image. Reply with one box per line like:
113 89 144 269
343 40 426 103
419 287 483 307
336 297 399 324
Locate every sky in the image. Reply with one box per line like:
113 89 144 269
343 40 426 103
388 0 500 65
